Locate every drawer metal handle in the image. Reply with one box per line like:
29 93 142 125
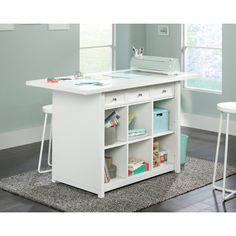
112 97 117 101
162 89 167 94
138 93 143 97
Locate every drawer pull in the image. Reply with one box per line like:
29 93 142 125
162 89 167 94
112 97 117 101
138 93 143 97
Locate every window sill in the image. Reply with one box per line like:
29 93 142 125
183 86 222 95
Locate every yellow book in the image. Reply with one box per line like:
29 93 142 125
128 112 136 126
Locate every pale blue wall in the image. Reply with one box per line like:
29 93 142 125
146 24 181 58
146 24 236 119
0 24 146 133
0 24 80 133
116 24 146 69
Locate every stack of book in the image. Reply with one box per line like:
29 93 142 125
128 128 146 137
128 112 146 138
105 111 120 128
128 158 149 176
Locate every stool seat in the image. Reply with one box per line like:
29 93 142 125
217 102 236 114
42 105 52 114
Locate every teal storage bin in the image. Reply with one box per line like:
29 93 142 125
181 133 189 165
153 107 169 134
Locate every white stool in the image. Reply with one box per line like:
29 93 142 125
213 102 236 201
38 105 53 173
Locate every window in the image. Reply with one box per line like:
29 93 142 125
183 24 222 92
80 24 114 74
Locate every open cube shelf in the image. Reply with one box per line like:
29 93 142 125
103 90 180 189
104 106 128 148
128 102 152 141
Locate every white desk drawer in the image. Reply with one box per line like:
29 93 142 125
151 84 175 99
126 89 150 103
105 92 125 107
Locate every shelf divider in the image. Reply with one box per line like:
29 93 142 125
104 140 127 150
153 130 174 138
128 135 152 144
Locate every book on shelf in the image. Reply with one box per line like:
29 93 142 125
104 159 110 183
128 112 147 137
105 111 120 128
128 112 136 127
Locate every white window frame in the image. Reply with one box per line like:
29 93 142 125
79 24 116 72
182 24 222 94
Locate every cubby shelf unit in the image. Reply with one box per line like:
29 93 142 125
104 91 181 194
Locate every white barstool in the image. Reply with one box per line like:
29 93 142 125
213 102 236 201
38 104 53 173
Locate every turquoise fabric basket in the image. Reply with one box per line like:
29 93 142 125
153 107 169 134
181 133 189 165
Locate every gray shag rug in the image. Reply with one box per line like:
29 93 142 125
0 157 236 212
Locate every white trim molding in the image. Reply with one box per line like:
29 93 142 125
181 112 236 136
48 24 70 31
0 126 49 150
0 24 15 31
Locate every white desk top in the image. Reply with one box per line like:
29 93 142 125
26 70 196 95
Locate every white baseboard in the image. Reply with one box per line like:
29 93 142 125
0 125 49 150
181 112 236 136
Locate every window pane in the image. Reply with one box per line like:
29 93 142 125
185 48 222 91
80 24 112 47
186 24 222 48
80 47 112 73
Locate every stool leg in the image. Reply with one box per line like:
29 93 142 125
222 113 230 200
47 116 52 167
38 113 52 174
213 112 223 188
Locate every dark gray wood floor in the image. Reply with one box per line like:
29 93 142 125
0 127 236 212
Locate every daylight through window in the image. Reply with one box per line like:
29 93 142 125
80 24 114 74
183 24 222 92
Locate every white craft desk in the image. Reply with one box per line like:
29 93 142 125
26 70 193 198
